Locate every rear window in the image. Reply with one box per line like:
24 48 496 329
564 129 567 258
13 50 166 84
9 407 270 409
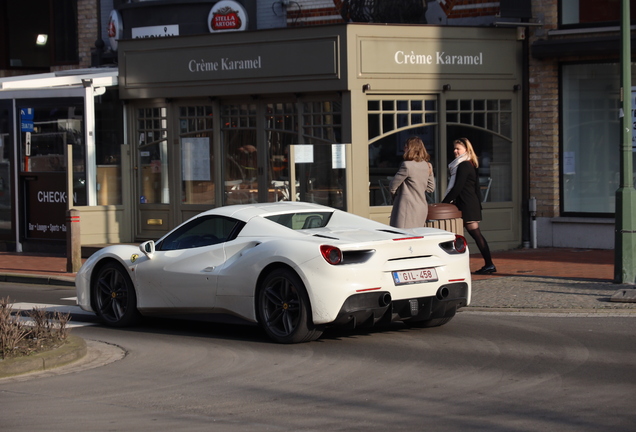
265 212 333 230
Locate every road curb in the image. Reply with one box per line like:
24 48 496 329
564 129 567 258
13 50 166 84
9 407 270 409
462 307 636 315
0 272 75 287
0 335 87 378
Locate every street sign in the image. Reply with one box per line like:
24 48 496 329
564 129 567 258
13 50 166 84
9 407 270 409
21 108 34 132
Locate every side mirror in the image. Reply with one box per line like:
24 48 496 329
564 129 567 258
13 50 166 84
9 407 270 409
139 240 155 259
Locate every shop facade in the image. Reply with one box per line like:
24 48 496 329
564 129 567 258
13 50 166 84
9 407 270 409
0 23 525 252
0 69 123 253
528 0 635 249
117 24 524 250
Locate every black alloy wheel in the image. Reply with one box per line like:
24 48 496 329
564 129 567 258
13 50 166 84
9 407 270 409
93 262 140 327
258 268 322 344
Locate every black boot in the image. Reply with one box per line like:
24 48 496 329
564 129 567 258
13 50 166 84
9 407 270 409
474 264 497 275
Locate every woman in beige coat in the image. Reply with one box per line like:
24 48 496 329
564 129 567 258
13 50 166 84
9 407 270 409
389 136 435 229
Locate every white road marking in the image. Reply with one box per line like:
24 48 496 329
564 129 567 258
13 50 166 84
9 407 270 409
11 302 96 327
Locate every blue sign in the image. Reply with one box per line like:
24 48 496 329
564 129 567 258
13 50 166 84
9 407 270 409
21 120 34 132
21 108 34 132
20 108 34 120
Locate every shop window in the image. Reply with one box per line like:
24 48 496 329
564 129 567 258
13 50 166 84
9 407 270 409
266 102 298 202
179 105 214 205
303 100 341 143
561 63 632 215
19 99 86 206
560 0 636 27
95 89 123 205
300 100 345 209
446 98 512 140
368 96 437 207
137 107 169 204
222 104 257 205
445 98 513 203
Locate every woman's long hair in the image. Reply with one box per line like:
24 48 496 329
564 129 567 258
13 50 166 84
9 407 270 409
403 136 430 162
454 137 479 168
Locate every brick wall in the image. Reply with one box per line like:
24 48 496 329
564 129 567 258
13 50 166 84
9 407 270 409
287 0 345 26
528 0 560 218
77 0 98 69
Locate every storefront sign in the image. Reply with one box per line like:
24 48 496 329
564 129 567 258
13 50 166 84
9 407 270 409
108 10 123 51
188 56 261 72
132 25 179 39
121 37 338 93
208 1 248 33
24 173 74 240
359 38 517 76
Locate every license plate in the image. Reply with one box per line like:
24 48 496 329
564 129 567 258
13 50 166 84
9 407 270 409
392 268 438 285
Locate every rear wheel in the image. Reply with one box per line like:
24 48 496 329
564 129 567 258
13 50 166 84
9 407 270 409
258 268 322 344
92 262 141 327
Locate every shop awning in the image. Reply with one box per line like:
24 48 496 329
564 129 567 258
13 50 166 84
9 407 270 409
0 68 117 94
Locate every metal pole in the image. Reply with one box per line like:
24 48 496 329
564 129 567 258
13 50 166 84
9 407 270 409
615 0 636 284
66 208 81 273
66 144 81 273
529 197 537 249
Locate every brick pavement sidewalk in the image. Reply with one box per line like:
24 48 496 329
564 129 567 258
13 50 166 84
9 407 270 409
1 247 635 311
0 247 615 280
0 252 80 285
468 248 636 312
470 247 614 281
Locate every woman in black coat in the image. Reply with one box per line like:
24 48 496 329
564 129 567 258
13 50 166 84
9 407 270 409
442 138 496 275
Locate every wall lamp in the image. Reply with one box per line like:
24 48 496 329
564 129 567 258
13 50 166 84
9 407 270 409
36 34 48 46
442 84 451 92
362 83 371 93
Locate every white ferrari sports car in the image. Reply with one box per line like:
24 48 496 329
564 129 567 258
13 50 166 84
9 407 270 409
76 202 471 343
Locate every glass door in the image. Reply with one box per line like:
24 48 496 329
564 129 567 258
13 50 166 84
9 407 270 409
134 105 171 239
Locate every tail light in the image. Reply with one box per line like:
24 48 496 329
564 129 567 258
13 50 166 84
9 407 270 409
439 235 467 254
320 245 342 265
453 235 467 253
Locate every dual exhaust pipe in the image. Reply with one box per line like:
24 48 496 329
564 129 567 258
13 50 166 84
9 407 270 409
378 286 450 307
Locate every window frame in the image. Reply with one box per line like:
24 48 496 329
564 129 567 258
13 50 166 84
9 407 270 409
559 60 628 217
559 0 636 29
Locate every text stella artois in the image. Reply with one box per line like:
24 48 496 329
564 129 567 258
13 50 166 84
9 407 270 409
211 6 241 30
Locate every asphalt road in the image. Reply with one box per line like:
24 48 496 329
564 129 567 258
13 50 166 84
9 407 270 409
1 282 635 431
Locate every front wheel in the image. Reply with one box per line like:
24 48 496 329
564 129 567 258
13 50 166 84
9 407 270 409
92 262 141 327
257 268 322 344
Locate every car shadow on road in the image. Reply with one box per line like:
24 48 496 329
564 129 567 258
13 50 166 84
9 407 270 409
81 314 434 345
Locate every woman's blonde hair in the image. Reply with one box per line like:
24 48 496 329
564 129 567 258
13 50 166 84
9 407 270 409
403 136 431 162
454 137 479 168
